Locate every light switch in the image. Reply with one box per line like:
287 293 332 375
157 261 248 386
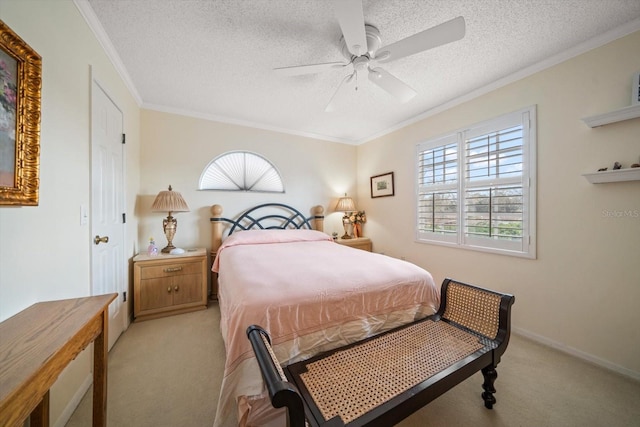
80 204 88 225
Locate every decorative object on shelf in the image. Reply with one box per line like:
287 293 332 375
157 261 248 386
632 71 640 106
613 162 622 170
151 185 190 253
349 211 366 238
335 194 356 239
598 167 608 172
371 172 395 198
631 163 640 168
0 21 42 206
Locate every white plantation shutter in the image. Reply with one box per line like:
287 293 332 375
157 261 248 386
199 151 284 192
465 125 523 182
417 137 459 243
416 106 536 258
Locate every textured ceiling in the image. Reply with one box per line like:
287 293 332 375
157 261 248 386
81 0 640 144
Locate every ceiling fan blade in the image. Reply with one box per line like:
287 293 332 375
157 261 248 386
274 61 348 76
375 16 465 63
368 67 417 103
325 73 356 112
334 0 367 56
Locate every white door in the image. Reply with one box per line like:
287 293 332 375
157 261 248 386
91 79 125 350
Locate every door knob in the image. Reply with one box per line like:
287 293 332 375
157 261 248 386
94 235 109 245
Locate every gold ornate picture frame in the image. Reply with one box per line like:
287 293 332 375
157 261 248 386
0 20 41 206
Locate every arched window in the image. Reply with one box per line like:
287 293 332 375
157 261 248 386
198 151 284 192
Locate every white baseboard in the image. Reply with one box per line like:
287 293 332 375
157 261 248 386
512 327 640 382
53 373 92 427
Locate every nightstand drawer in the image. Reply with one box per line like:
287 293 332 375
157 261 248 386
139 261 202 279
337 237 372 252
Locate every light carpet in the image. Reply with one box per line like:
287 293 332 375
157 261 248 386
66 304 640 426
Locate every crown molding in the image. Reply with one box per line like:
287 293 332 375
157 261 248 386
74 0 639 146
358 18 640 144
142 103 357 145
73 0 142 106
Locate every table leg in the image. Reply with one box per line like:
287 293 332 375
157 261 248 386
92 309 109 426
29 390 49 427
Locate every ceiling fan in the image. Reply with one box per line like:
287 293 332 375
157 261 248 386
274 0 466 112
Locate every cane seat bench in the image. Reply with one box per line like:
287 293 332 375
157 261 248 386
247 278 515 427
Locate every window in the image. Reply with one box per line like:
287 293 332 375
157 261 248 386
199 151 284 192
416 106 536 258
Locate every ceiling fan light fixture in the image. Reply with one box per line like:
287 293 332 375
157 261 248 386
353 56 369 71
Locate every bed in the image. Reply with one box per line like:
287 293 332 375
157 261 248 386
210 203 440 427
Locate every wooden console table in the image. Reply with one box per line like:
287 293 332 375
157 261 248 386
0 293 117 427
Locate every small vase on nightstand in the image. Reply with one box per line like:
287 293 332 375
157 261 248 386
353 223 362 238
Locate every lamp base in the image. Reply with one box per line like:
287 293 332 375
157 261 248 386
161 215 178 254
341 214 353 239
161 244 175 254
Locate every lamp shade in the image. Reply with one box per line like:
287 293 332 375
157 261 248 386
335 195 356 212
151 185 190 213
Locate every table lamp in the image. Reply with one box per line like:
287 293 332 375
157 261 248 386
335 194 356 239
151 185 190 253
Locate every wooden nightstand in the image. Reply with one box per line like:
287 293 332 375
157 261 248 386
133 248 208 321
336 237 372 252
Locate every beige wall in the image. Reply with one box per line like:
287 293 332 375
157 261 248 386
0 1 638 425
138 109 357 252
0 1 141 425
357 31 640 377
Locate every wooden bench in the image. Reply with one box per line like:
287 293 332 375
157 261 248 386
246 278 515 427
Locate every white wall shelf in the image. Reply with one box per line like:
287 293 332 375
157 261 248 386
582 168 640 184
581 104 640 128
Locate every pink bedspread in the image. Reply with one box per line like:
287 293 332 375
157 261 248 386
212 230 439 427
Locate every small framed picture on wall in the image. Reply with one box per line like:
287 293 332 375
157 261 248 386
370 172 394 198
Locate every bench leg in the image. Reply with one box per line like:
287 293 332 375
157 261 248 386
481 366 498 409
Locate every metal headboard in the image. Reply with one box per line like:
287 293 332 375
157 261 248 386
210 203 323 236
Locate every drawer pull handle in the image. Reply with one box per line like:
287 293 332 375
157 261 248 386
164 267 183 273
167 287 171 293
174 285 179 292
